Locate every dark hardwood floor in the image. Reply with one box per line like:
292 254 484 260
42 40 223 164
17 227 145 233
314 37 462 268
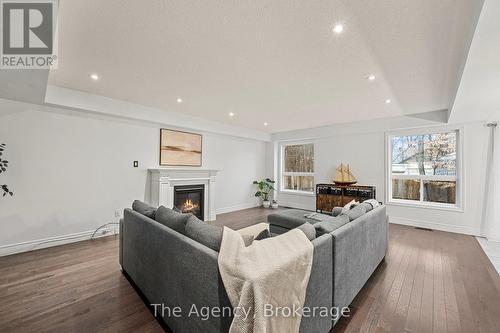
1 207 499 332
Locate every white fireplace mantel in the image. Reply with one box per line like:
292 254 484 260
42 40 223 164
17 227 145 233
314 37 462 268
148 168 219 221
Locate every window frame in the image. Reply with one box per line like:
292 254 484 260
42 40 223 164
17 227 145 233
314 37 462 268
279 141 315 196
385 126 464 211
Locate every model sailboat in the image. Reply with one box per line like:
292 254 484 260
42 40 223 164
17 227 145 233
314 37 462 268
333 163 357 185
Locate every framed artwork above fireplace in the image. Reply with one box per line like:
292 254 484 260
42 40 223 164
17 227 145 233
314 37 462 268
160 129 202 166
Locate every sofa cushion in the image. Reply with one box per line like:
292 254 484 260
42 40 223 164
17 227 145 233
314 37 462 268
341 199 359 214
268 209 321 229
363 199 380 209
242 234 255 247
360 202 373 213
331 207 343 217
254 224 315 241
343 204 367 221
297 223 316 240
185 215 223 251
314 215 350 236
255 229 272 240
132 200 157 219
155 206 191 234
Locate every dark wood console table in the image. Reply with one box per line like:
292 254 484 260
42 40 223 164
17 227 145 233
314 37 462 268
316 184 376 213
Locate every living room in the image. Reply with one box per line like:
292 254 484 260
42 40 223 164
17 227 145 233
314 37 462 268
1 0 499 332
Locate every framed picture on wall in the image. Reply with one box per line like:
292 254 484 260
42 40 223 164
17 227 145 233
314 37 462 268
160 129 202 166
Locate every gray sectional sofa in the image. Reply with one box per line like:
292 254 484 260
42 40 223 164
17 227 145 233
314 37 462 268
119 201 388 332
269 204 388 320
120 204 333 333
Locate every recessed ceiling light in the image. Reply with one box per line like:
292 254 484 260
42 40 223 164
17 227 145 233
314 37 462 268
333 24 344 34
385 99 392 104
368 75 376 81
177 98 183 103
264 122 269 126
90 74 99 80
229 112 234 117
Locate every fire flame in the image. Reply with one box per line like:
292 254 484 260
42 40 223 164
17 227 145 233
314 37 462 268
182 199 198 211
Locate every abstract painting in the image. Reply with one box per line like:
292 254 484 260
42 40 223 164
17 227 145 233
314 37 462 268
160 129 202 166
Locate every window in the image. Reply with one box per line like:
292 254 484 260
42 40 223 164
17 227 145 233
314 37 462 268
387 129 461 209
280 142 314 193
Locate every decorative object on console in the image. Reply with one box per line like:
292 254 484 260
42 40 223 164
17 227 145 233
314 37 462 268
333 163 357 185
253 178 276 207
160 129 202 166
316 183 376 214
271 200 279 209
0 143 13 198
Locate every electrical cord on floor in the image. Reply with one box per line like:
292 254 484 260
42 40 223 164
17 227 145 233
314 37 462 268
91 222 120 240
27 222 120 252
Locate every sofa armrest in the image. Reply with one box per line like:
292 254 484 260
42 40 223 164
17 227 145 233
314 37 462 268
300 233 333 333
121 209 232 333
119 218 124 268
330 206 388 313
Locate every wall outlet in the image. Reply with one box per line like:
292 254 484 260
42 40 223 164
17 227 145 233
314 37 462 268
115 209 121 218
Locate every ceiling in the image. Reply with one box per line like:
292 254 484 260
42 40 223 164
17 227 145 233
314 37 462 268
449 0 500 124
47 0 484 133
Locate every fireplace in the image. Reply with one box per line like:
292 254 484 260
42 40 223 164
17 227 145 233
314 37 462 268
149 168 218 221
174 184 205 220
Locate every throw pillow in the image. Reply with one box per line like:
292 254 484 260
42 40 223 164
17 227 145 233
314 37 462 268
132 200 157 219
360 202 373 213
363 199 380 209
242 234 254 247
297 223 316 240
314 215 350 236
343 204 367 221
331 206 343 217
255 229 272 240
155 206 191 234
185 215 223 251
341 199 359 214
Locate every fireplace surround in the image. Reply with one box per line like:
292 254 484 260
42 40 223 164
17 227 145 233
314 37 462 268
148 168 218 221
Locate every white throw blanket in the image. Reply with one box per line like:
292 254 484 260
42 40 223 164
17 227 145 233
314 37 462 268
218 227 313 333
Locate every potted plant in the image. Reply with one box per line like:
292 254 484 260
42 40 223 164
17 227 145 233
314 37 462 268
253 178 275 208
0 143 13 198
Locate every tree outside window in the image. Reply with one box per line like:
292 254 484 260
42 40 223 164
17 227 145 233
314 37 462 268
281 143 314 193
390 131 458 206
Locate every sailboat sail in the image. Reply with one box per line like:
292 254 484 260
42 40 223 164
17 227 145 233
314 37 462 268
334 163 357 184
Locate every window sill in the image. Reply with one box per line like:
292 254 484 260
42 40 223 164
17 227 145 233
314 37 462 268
279 190 315 197
387 200 464 213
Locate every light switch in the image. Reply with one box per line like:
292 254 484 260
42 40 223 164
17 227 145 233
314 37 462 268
133 161 139 167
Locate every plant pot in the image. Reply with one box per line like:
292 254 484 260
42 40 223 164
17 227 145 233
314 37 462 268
263 200 270 208
271 202 279 209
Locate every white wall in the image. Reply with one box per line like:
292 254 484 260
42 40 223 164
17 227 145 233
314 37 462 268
0 103 266 255
271 118 489 236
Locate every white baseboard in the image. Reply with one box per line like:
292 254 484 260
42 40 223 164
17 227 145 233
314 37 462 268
0 225 118 257
390 216 480 236
484 236 500 243
216 202 260 215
